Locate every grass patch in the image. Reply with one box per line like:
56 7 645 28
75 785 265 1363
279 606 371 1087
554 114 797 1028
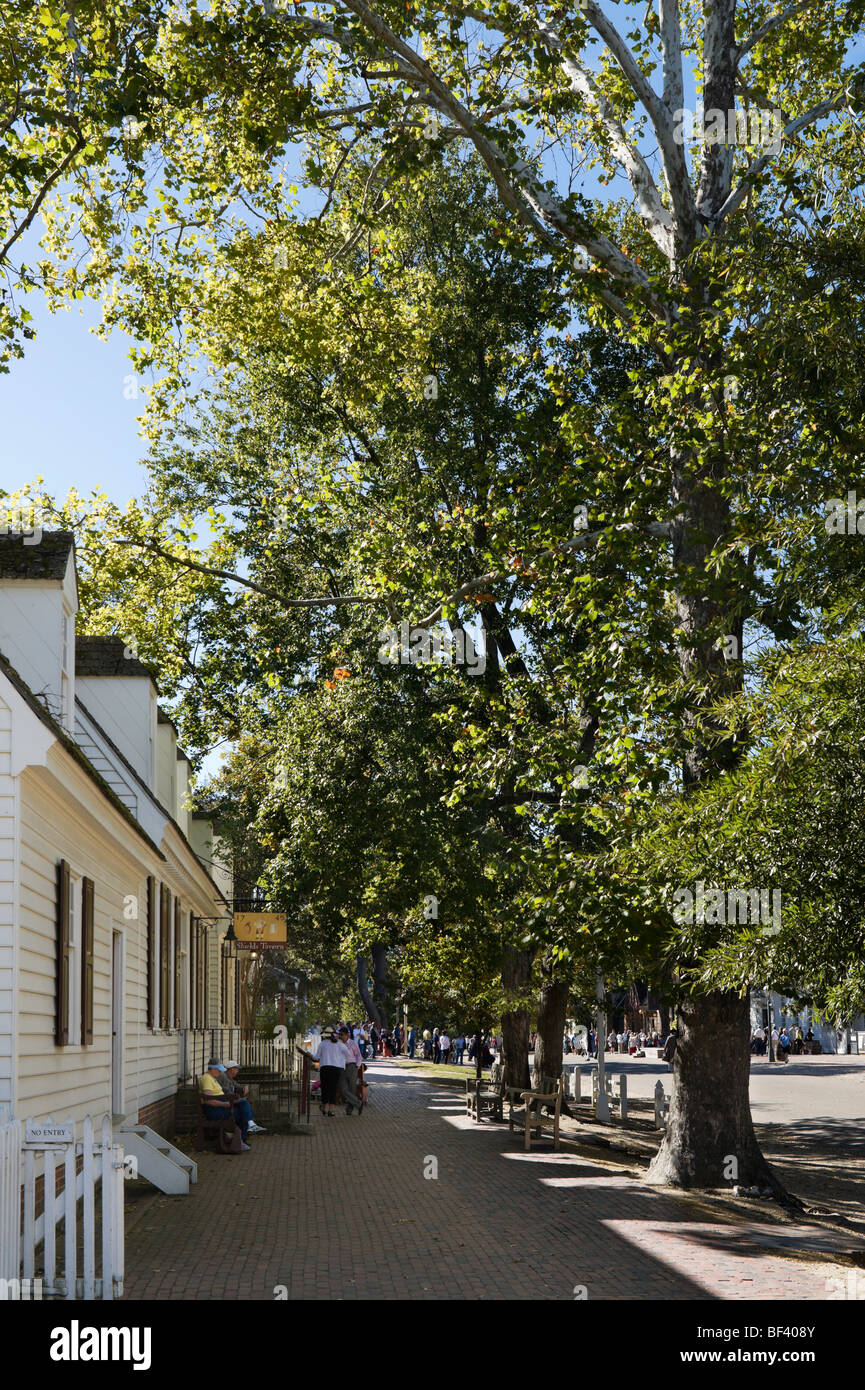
390 1058 490 1084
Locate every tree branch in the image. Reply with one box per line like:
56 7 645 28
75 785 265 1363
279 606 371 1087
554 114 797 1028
531 11 676 258
714 94 850 225
659 0 684 113
736 0 821 61
113 537 380 610
338 0 663 307
0 133 86 266
417 521 673 627
580 2 697 249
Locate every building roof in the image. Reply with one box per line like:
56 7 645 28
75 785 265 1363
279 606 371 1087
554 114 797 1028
157 707 184 739
0 530 75 581
0 648 165 863
75 634 159 688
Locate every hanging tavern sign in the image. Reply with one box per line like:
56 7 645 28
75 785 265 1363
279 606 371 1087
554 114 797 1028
233 912 287 949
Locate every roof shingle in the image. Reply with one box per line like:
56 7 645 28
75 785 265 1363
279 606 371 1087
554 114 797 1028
75 634 158 687
0 529 75 580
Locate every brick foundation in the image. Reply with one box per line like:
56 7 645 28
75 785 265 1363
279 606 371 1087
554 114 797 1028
174 1086 200 1135
137 1094 177 1138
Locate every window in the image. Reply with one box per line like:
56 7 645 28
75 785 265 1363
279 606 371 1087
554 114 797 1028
81 877 94 1045
56 861 71 1045
67 871 80 1044
56 862 91 1045
146 877 157 1029
159 886 171 1029
173 898 181 1029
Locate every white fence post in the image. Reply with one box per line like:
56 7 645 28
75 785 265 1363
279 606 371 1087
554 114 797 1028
618 1074 628 1122
63 1122 77 1299
0 1108 21 1281
81 1114 95 1299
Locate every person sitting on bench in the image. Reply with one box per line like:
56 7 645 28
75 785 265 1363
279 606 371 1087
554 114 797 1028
221 1059 266 1136
199 1062 249 1152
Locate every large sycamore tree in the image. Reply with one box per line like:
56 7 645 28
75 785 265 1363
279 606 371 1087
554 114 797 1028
165 0 860 1188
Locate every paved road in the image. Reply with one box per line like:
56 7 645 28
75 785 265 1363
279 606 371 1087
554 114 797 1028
122 1063 854 1301
561 1053 865 1127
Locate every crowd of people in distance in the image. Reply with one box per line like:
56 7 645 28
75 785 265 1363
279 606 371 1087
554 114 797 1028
308 1021 503 1069
562 1028 662 1058
751 1024 816 1057
410 1027 498 1065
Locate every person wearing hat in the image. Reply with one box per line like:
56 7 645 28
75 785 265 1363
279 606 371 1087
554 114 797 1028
337 1027 364 1115
314 1027 350 1116
220 1060 267 1139
199 1061 249 1151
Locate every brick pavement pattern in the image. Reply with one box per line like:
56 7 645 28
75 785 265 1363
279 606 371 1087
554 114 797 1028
122 1063 845 1300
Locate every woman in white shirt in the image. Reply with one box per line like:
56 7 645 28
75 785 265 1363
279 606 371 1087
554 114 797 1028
316 1028 350 1116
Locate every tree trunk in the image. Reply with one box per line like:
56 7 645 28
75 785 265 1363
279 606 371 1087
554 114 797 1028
371 942 388 1028
645 990 782 1192
357 953 384 1029
500 946 532 1091
533 964 568 1091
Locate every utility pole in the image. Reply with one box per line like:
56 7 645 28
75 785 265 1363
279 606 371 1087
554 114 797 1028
765 986 775 1063
595 971 610 1122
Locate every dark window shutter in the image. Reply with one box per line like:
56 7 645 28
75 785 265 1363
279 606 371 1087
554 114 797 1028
146 877 157 1029
81 876 94 1045
55 860 71 1046
189 914 197 1029
159 886 170 1029
173 898 181 1029
189 912 196 1028
201 919 209 1028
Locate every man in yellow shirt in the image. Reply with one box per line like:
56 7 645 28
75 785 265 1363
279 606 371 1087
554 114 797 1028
199 1063 249 1151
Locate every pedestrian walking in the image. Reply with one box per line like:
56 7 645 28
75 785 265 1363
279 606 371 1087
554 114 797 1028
338 1027 364 1113
316 1026 349 1117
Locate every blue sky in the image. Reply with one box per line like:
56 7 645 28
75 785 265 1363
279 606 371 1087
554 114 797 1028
0 287 149 507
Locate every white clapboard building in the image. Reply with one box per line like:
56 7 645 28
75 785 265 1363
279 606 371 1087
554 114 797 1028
0 530 237 1194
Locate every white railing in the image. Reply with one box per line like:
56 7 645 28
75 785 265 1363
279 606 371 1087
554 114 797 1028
0 1110 124 1300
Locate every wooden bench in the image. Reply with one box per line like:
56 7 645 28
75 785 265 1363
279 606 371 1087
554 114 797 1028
195 1079 240 1153
466 1062 505 1122
519 1074 564 1152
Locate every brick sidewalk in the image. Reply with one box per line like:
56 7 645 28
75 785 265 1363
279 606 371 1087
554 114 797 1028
122 1063 853 1301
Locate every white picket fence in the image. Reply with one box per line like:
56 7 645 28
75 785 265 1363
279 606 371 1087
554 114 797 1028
0 1108 124 1299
